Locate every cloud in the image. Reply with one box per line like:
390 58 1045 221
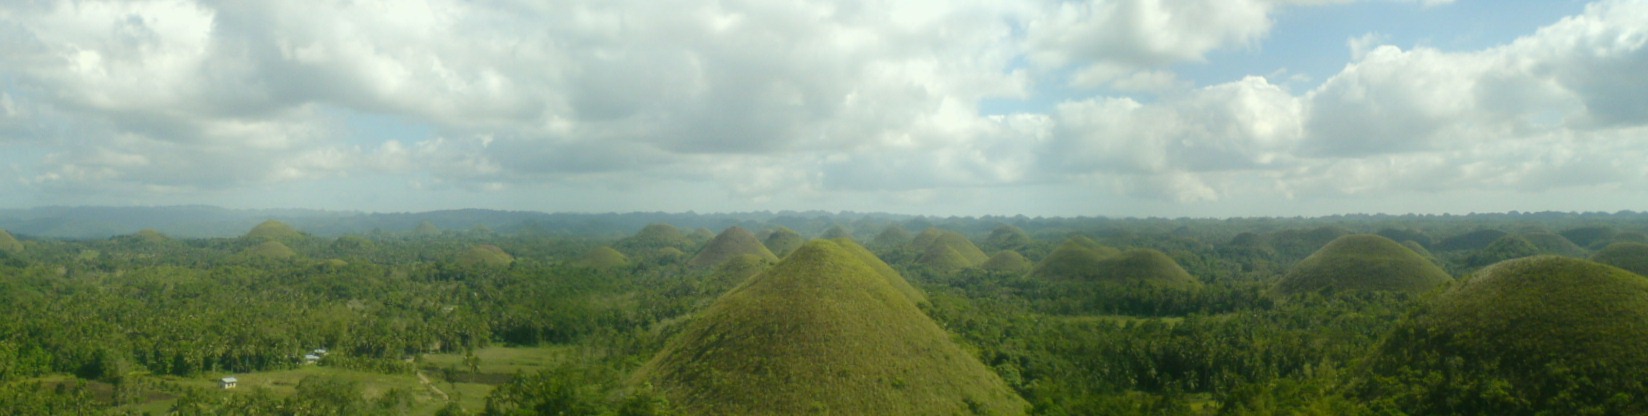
1 0 1645 214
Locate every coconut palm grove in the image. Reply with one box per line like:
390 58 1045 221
2 209 1648 414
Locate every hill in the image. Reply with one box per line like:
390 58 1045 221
1031 238 1120 280
762 227 805 258
869 225 912 250
632 239 1027 415
0 229 22 254
1465 234 1542 268
984 225 1032 251
577 246 630 269
980 251 1032 275
615 223 694 261
906 227 945 253
1436 229 1508 251
1558 226 1616 248
913 231 989 271
1273 234 1451 296
688 227 779 269
819 225 854 241
1356 256 1648 414
1592 242 1648 276
241 241 297 259
244 220 304 242
1520 232 1585 256
458 244 514 267
1090 249 1202 289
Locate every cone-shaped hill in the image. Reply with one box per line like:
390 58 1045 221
1519 232 1585 257
820 225 854 241
981 251 1033 275
1465 234 1542 268
762 227 805 258
1559 226 1616 248
633 239 1027 415
241 241 297 259
244 220 304 242
1274 234 1450 296
1436 229 1508 251
914 231 989 271
577 246 630 269
0 229 23 254
1091 249 1202 289
985 224 1032 251
1356 256 1648 414
870 225 912 250
1592 242 1648 276
615 224 692 255
1031 238 1121 280
689 226 779 269
413 221 441 236
458 244 513 267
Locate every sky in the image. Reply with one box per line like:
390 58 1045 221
0 0 1643 217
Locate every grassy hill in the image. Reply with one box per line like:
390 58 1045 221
1274 234 1451 296
458 244 513 267
1592 242 1648 276
984 224 1032 252
870 225 912 251
907 227 945 253
1032 238 1120 281
762 227 805 258
1090 249 1202 289
1559 226 1616 248
832 238 927 306
632 239 1027 415
244 220 304 242
1356 256 1648 414
1436 229 1508 251
913 231 989 271
614 223 693 257
0 229 22 254
820 225 854 241
241 241 297 259
1520 232 1585 257
1465 234 1542 268
981 251 1032 275
576 246 629 269
688 226 779 269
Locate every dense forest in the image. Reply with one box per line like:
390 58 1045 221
2 209 1648 415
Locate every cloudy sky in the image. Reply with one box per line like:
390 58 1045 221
1 0 1643 217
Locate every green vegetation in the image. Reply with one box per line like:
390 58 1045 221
632 240 1028 415
458 244 514 267
4 209 1647 414
1436 229 1508 251
1032 237 1120 281
820 225 854 241
1465 234 1542 267
577 246 630 269
1592 242 1648 276
245 220 305 242
242 240 298 259
985 224 1033 252
687 226 777 269
913 231 989 271
1356 256 1648 414
761 227 805 258
980 251 1032 275
1274 234 1452 296
0 229 21 254
870 224 912 251
1559 225 1616 248
1091 249 1202 290
1519 232 1585 257
414 221 442 236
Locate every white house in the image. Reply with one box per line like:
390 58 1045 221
304 354 321 364
220 377 238 389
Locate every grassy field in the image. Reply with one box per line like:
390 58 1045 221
93 346 573 415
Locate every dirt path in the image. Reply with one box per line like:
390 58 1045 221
417 370 451 401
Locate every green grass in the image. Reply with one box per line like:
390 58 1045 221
577 245 629 269
458 244 513 267
244 219 304 242
1520 232 1585 257
980 251 1032 275
1032 238 1120 281
1357 256 1648 414
1274 234 1451 296
0 229 21 254
1091 249 1202 290
762 227 805 258
870 225 912 250
633 239 1027 415
687 226 777 269
242 240 297 259
1592 242 1648 276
